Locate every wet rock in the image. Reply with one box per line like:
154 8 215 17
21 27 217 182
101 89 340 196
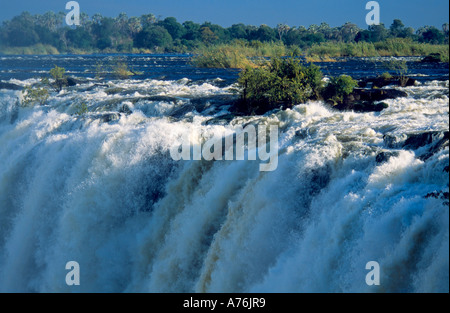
334 88 407 113
350 88 408 102
119 104 133 115
0 81 23 90
66 77 79 87
417 131 449 161
295 129 309 139
92 113 120 123
403 131 448 150
421 53 444 63
359 76 416 88
424 190 449 207
383 131 448 159
203 114 236 126
376 151 400 164
383 134 406 148
105 87 125 95
169 103 196 118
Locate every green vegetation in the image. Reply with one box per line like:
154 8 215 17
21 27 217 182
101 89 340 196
191 41 291 69
237 57 323 114
0 11 448 63
111 59 135 79
76 102 89 116
49 65 68 91
385 59 409 86
235 58 365 112
94 57 141 79
322 75 359 105
381 72 393 80
20 65 70 106
305 39 449 58
21 83 50 107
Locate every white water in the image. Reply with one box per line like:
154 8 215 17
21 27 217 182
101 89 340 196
0 79 448 293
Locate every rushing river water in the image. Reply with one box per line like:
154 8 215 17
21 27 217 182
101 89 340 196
0 54 448 292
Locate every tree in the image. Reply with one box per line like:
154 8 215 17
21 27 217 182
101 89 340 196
135 26 173 50
200 26 218 44
357 24 388 42
66 27 93 49
229 24 248 40
182 21 201 41
340 22 360 42
249 25 277 42
50 65 68 92
277 24 290 41
443 23 449 34
158 17 185 40
420 27 445 44
140 14 156 29
6 12 39 46
390 19 405 36
284 28 303 46
127 17 143 36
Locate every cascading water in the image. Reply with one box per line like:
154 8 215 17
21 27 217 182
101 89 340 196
0 55 448 293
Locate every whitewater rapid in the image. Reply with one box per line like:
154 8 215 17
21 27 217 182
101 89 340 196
0 76 448 293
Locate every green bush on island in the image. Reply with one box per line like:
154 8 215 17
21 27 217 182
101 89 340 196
21 65 69 106
384 59 409 86
49 65 68 91
235 57 366 113
322 75 359 105
236 57 323 113
21 83 50 107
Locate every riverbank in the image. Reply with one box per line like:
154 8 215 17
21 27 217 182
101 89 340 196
1 39 448 69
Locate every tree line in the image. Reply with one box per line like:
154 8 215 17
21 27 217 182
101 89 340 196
0 11 448 53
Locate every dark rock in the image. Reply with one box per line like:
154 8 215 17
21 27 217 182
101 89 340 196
403 131 448 150
295 129 309 139
92 113 120 123
169 104 196 118
119 104 133 115
351 88 408 102
421 53 443 63
424 191 449 200
383 131 449 159
105 87 125 95
383 134 405 148
0 81 23 90
66 77 79 87
203 114 236 126
359 76 416 88
444 166 449 173
417 131 449 161
376 151 400 164
333 88 407 113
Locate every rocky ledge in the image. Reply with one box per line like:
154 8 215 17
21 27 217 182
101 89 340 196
333 88 408 113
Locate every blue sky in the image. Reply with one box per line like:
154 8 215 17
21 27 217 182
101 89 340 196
1 0 449 29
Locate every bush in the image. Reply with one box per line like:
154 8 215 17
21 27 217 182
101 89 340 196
322 75 358 105
49 65 67 91
21 81 50 107
237 57 323 113
384 59 409 86
381 72 393 80
112 60 134 79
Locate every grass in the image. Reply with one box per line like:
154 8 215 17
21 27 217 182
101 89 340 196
0 44 60 55
307 39 449 59
192 39 449 68
191 41 300 69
